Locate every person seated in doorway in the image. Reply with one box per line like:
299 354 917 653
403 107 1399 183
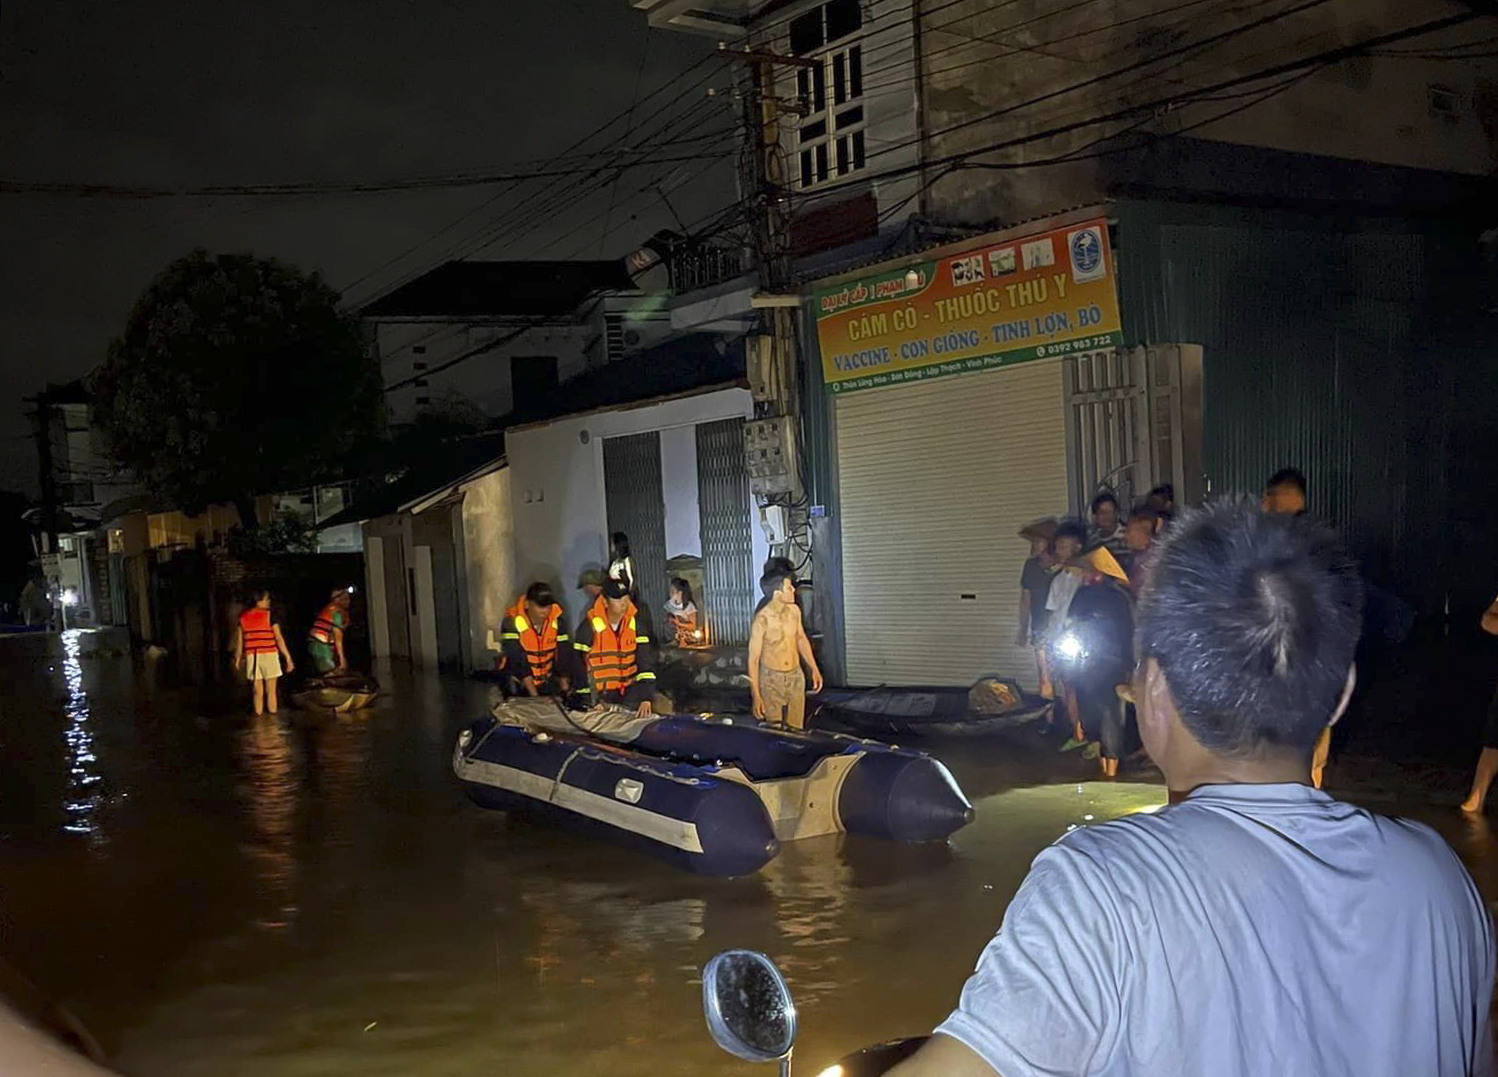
307 587 351 676
749 569 824 730
663 577 702 647
234 589 295 716
572 578 656 717
499 581 571 697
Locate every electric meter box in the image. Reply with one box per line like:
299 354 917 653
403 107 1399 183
744 416 801 498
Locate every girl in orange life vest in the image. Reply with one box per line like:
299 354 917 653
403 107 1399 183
233 589 295 716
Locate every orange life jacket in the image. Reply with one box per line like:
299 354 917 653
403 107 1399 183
309 602 344 644
582 594 642 694
502 597 564 680
239 607 277 655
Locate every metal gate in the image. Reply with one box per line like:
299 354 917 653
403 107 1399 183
603 432 670 626
696 417 755 645
1063 344 1204 514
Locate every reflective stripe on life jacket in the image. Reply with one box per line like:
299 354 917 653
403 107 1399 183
239 607 278 654
575 595 651 695
309 603 342 644
501 597 567 680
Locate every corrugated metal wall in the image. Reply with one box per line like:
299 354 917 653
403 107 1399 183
1113 199 1483 610
603 433 670 627
695 418 756 646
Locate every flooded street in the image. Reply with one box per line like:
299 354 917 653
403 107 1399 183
2 630 1497 1077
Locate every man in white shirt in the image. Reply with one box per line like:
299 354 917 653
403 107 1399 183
892 500 1494 1077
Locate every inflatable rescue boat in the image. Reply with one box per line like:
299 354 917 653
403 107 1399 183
290 672 380 713
453 699 974 876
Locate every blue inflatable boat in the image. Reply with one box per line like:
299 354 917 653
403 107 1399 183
453 703 974 876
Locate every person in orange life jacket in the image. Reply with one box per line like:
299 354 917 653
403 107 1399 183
499 581 572 697
572 577 656 717
308 588 351 674
233 589 295 716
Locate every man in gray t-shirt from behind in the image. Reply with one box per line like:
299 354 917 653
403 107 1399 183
891 501 1494 1077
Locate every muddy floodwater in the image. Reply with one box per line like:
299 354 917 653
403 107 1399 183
1 629 1496 1077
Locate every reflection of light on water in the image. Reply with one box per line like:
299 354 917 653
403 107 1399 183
59 630 104 839
238 719 298 929
762 838 851 1002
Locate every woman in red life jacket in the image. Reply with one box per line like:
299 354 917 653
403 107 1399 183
233 589 295 716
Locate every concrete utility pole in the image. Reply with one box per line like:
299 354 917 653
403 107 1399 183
25 395 58 554
721 43 812 570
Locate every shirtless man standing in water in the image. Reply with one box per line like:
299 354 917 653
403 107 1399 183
749 569 823 728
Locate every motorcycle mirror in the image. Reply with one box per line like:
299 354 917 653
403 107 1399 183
702 949 797 1067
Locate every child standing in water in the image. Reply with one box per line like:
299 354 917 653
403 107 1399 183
233 589 295 715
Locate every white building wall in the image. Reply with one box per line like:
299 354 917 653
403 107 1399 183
757 0 923 236
374 296 677 427
506 387 758 632
460 467 516 672
923 0 1498 223
375 321 593 425
659 425 702 560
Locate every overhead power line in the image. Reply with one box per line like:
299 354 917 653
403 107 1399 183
772 7 1486 210
377 3 1473 391
0 148 738 199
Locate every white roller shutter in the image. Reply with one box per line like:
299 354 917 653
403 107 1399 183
835 361 1070 687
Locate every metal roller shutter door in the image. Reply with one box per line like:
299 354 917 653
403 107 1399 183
835 361 1070 687
603 433 670 625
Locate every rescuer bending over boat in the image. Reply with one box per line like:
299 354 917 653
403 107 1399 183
572 577 657 717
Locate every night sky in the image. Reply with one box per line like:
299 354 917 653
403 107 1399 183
0 0 733 496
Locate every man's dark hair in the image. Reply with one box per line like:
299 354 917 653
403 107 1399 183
250 587 270 603
525 581 555 608
1266 467 1307 494
602 578 630 600
1148 483 1174 503
760 569 794 597
1128 505 1158 526
763 555 795 577
1137 500 1363 757
1090 491 1119 515
1054 519 1088 546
